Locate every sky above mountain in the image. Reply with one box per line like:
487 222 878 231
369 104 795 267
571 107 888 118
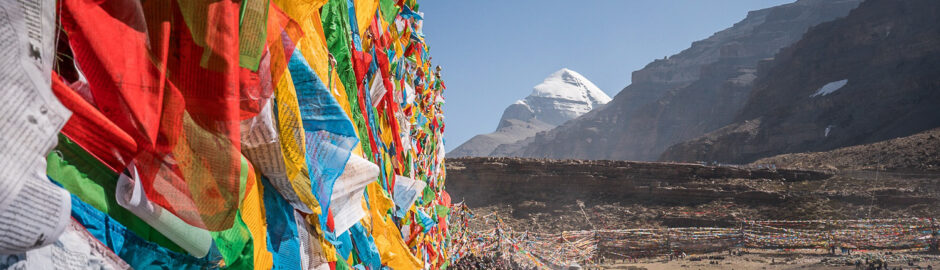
419 0 793 148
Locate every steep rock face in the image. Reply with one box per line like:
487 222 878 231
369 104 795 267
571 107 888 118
661 0 940 163
499 0 861 161
449 69 610 157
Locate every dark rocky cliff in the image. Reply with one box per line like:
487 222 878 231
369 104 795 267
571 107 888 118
661 0 940 163
496 0 861 161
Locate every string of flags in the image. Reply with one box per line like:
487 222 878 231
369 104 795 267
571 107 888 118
449 207 940 269
0 0 451 269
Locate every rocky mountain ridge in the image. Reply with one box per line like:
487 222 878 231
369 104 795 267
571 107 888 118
448 69 609 157
494 0 862 161
661 0 940 163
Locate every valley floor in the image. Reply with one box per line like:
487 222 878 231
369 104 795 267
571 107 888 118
448 158 940 269
594 249 939 270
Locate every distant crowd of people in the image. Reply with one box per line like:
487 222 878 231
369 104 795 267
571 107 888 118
453 230 938 269
451 254 535 270
853 258 934 270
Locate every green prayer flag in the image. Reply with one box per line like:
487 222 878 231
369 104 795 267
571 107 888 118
212 213 254 269
211 159 253 269
434 205 449 218
335 253 351 270
421 185 435 207
379 0 398 24
238 0 269 70
48 135 186 253
322 0 373 158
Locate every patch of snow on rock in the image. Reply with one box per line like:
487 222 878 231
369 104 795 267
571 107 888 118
810 79 848 97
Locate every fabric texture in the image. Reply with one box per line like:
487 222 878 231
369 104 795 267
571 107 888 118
69 194 216 269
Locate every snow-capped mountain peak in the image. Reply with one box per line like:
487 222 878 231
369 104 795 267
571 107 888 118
448 68 610 157
503 68 611 126
531 68 612 105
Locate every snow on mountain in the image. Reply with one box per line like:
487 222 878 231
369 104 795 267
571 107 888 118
532 68 611 104
503 0 863 161
449 69 610 157
810 79 848 97
504 68 612 126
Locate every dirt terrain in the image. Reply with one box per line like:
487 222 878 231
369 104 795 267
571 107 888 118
446 130 940 268
594 249 938 270
447 158 940 234
754 128 940 172
447 155 940 268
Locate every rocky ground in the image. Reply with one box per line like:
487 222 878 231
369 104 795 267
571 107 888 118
447 159 940 268
446 130 940 268
753 128 940 172
453 245 940 270
594 249 939 270
449 158 940 234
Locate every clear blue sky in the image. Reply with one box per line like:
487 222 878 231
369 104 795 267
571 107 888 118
418 0 793 148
